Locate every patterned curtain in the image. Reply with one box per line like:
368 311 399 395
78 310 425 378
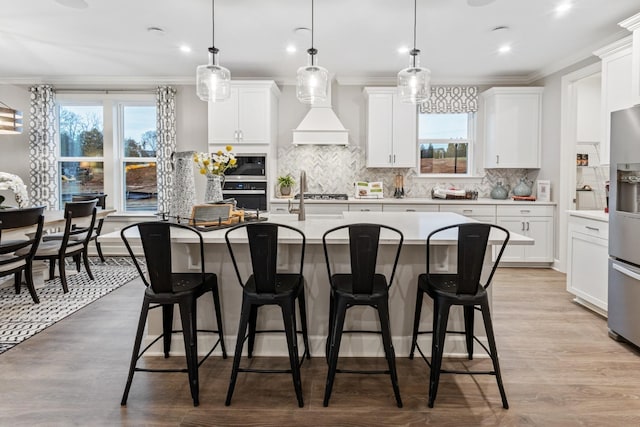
28 85 57 209
419 86 479 114
156 86 177 214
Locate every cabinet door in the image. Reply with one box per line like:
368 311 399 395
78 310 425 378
523 217 553 262
496 217 526 262
483 89 542 168
567 231 608 311
392 97 417 167
601 48 633 164
366 93 393 167
238 87 270 144
209 87 239 145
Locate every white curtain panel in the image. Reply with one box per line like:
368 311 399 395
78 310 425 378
156 86 177 214
28 85 58 209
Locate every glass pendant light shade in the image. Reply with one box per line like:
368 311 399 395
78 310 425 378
196 0 230 102
197 49 231 102
397 51 431 103
296 52 328 104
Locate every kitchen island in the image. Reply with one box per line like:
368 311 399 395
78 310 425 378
100 212 533 357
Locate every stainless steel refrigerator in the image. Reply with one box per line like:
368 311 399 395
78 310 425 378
609 104 640 347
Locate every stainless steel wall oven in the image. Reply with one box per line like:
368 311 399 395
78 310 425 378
223 154 267 211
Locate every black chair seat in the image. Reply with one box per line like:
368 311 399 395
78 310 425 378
419 273 488 303
332 273 389 300
144 272 218 299
243 273 302 297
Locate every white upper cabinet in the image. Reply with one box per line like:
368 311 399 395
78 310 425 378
208 81 279 145
595 37 633 165
363 87 417 168
619 13 640 107
482 87 543 169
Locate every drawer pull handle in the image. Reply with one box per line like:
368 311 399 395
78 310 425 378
520 210 530 213
362 209 370 212
585 226 599 232
406 209 416 212
463 209 473 214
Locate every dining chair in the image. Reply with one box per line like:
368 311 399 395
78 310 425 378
71 194 107 262
29 199 97 293
120 221 226 407
322 223 404 408
409 222 510 409
224 222 310 408
0 206 45 303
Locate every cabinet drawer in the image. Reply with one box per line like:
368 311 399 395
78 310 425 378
568 216 609 240
307 204 349 215
497 205 554 217
382 204 439 212
270 203 289 214
441 204 496 217
348 204 383 212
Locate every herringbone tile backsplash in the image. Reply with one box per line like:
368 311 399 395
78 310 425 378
277 144 540 199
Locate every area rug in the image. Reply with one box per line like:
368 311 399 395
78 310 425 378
0 257 139 355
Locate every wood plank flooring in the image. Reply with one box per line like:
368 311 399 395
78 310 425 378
1 268 640 426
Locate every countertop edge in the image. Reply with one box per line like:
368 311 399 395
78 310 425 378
567 210 609 222
271 198 556 205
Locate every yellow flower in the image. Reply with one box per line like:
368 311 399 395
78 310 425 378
199 168 207 175
226 145 233 152
230 158 237 165
203 159 210 166
217 150 223 156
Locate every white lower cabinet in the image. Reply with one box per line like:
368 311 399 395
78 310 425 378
496 205 554 263
382 204 438 212
441 204 496 224
566 215 609 315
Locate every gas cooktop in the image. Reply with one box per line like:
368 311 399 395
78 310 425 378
294 193 349 200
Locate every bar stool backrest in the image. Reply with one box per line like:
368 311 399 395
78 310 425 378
426 222 510 295
323 223 404 294
121 222 206 294
225 222 306 293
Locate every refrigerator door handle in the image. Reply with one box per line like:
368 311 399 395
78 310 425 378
612 262 640 281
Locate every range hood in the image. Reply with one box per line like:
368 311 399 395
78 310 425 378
292 84 349 146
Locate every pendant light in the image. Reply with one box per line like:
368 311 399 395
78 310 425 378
397 0 431 104
0 102 23 134
296 0 329 104
196 0 231 102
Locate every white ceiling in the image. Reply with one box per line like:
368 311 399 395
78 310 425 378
0 0 638 85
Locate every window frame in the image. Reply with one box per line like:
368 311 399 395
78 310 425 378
416 112 476 178
55 93 157 212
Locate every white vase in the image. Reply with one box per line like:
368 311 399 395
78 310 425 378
205 174 224 203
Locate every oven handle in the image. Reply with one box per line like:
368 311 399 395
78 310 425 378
222 190 266 195
612 262 640 281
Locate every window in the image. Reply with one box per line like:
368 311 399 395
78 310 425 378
418 112 474 176
56 94 157 212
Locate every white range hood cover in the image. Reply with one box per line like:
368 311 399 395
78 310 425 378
292 84 349 146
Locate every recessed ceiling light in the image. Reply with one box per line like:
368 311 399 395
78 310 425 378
498 45 512 54
286 44 297 54
180 45 192 53
555 2 573 17
397 46 410 54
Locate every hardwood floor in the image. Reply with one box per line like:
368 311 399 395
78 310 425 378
1 268 640 426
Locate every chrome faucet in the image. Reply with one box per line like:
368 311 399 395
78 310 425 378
288 170 307 220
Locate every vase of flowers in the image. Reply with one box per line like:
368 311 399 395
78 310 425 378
193 146 237 203
0 172 29 208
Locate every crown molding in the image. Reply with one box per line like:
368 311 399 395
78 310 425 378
619 12 640 32
0 75 196 86
527 30 631 84
335 75 530 86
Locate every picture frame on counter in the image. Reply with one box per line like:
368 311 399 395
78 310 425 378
537 180 550 202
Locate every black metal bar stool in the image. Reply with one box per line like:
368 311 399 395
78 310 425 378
409 222 510 409
120 221 227 407
322 223 404 408
224 222 310 408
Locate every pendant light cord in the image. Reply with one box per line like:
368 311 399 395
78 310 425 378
209 0 218 54
413 0 417 50
311 0 315 50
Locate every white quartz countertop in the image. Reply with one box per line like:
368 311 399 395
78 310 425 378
271 197 556 205
100 212 534 246
567 210 609 222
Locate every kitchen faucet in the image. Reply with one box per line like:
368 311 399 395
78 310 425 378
288 170 306 220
